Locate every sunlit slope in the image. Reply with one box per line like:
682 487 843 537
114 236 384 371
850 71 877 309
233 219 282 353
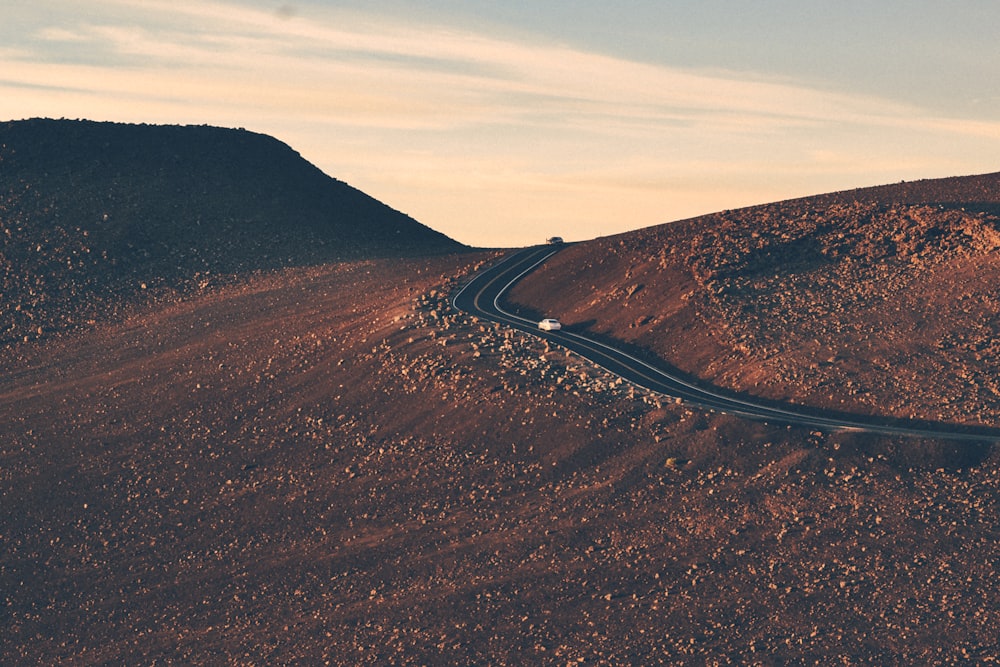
507 172 1000 425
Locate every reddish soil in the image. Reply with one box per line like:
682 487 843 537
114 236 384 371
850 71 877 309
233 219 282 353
508 174 1000 427
5 162 1000 664
4 241 1000 664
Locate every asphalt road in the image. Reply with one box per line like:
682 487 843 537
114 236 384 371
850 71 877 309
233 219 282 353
453 245 1000 443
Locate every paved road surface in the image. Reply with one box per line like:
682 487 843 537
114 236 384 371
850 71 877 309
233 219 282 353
453 245 1000 443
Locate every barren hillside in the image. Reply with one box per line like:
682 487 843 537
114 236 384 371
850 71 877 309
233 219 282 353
4 150 1000 663
507 173 1000 427
0 119 463 345
4 251 1000 665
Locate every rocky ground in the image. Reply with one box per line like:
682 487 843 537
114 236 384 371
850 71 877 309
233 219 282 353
5 157 1000 664
4 238 1000 663
0 119 461 347
507 174 1000 428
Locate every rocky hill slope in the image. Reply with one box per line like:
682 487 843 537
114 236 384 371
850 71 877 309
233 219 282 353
507 172 1000 427
0 119 463 344
4 166 1000 663
4 251 999 665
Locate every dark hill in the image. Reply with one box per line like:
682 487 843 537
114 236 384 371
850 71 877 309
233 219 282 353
0 118 463 344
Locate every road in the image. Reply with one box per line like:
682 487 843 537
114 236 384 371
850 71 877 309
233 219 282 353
453 245 1000 443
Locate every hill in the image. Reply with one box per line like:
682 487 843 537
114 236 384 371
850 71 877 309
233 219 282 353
0 119 463 344
507 172 1000 427
4 170 1000 663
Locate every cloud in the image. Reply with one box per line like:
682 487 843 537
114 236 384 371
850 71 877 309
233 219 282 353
9 0 910 132
3 0 1000 245
36 26 91 43
10 0 995 140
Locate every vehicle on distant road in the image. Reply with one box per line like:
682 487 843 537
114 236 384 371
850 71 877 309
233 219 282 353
538 318 562 331
546 236 564 244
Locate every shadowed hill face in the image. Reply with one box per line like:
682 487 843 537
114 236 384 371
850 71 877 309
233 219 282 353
506 172 1000 427
0 118 463 344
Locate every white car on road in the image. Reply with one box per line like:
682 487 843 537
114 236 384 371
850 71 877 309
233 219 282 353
538 318 562 331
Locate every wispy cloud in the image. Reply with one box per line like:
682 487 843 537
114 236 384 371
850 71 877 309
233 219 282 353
36 26 91 43
4 0 930 132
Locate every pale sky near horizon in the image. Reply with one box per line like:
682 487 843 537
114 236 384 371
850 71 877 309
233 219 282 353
3 1 1000 247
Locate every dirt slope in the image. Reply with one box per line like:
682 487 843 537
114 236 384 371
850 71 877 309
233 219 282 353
0 119 463 345
507 172 1000 427
4 246 1000 664
5 161 1000 664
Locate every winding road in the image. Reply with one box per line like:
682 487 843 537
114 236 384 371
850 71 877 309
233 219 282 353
453 245 1000 443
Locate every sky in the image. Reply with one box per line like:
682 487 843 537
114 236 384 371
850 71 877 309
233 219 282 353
3 1 1000 247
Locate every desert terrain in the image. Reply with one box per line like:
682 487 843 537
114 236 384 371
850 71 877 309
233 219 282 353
3 121 1000 664
0 119 459 347
508 174 1000 427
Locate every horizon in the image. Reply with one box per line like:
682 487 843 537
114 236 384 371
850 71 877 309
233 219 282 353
3 1 1000 247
